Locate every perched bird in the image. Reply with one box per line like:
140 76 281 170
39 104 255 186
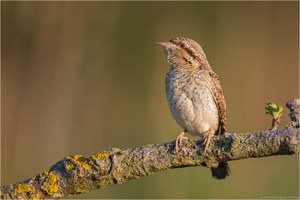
158 37 230 179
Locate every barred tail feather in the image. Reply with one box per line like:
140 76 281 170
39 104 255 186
211 161 230 180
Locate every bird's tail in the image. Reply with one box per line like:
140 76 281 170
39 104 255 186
211 161 230 180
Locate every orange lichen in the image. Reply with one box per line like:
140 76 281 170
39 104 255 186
92 151 109 160
67 155 90 170
65 163 74 170
13 182 38 199
40 171 58 196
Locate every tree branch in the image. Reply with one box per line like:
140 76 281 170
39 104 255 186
1 99 299 199
1 129 299 199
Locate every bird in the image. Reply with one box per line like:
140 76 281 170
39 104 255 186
158 37 230 179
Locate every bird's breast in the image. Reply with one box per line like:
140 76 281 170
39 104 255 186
166 70 219 137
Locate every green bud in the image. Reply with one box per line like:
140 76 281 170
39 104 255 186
265 102 283 119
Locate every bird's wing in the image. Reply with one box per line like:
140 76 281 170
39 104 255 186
208 71 227 134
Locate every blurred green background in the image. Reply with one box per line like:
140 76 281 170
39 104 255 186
2 1 299 199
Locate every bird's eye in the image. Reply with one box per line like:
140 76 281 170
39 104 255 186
183 57 192 64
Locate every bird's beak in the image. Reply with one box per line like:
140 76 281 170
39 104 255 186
157 41 174 48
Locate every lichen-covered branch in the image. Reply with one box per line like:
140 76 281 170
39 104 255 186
1 99 299 199
1 128 299 199
286 98 300 128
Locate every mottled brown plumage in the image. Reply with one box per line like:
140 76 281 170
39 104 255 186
158 37 230 179
208 71 227 134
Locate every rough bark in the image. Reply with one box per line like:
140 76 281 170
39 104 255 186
1 99 299 199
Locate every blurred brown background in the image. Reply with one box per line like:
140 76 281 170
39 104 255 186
2 1 299 199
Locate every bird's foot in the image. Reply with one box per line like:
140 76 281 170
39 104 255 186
203 133 213 153
175 131 188 154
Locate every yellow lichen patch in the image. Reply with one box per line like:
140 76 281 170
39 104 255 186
92 151 109 160
65 163 74 170
81 162 89 170
73 154 83 160
88 151 110 167
112 147 120 151
110 147 123 155
13 182 38 199
40 171 58 196
67 155 90 170
40 170 49 179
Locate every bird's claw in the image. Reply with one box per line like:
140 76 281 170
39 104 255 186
175 131 188 154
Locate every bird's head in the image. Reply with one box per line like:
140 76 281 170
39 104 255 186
158 37 209 70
